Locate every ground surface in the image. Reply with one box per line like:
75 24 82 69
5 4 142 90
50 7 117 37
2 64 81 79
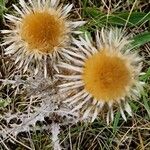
0 0 150 150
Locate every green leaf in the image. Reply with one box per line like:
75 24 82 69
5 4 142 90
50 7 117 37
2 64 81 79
132 32 150 48
84 7 104 18
84 8 150 27
108 12 150 27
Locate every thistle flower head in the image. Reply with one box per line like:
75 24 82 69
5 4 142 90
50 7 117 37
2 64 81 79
58 28 144 124
20 11 66 54
1 0 85 76
83 49 132 101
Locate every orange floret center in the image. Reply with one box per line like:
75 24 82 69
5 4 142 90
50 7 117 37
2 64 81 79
21 11 66 53
82 50 132 102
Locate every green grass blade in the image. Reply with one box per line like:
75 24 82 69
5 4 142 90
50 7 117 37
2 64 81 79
142 93 150 118
113 111 121 133
0 0 5 19
140 68 150 82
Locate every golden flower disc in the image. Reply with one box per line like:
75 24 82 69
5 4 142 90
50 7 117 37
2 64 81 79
82 50 132 102
21 11 65 53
